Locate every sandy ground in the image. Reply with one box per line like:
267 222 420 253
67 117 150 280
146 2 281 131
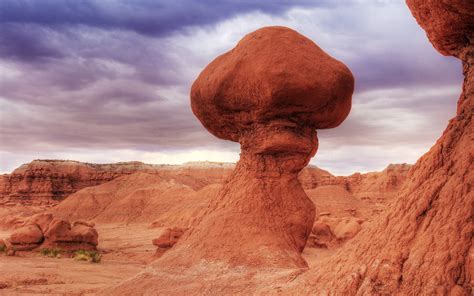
0 223 334 295
0 224 165 295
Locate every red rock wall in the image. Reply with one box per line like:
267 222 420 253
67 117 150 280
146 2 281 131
0 160 232 205
1 159 409 207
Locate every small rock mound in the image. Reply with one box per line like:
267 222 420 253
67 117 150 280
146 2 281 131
152 227 186 257
5 214 98 253
9 224 44 251
152 227 185 249
308 217 364 249
43 218 98 251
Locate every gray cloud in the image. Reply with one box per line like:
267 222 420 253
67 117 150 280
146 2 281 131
0 1 463 174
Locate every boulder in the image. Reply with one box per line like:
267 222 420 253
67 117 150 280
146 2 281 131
10 224 44 246
310 221 336 248
43 218 98 251
70 224 98 246
152 228 185 249
332 218 362 240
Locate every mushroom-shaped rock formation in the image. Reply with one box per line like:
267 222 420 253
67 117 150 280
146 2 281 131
160 26 354 268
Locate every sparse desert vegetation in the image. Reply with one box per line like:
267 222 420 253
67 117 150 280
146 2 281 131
74 250 102 263
39 248 62 258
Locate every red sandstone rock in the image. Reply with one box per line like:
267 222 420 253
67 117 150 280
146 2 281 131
406 0 474 59
43 163 407 230
10 224 43 245
26 213 54 233
73 220 95 228
157 26 354 269
104 2 472 293
152 228 185 249
343 163 412 201
310 221 335 248
332 218 362 240
9 224 44 250
0 160 233 205
43 218 98 251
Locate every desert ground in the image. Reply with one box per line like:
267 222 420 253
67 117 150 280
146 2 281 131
0 161 410 294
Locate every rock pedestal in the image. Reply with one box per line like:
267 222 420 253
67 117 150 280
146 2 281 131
159 26 354 268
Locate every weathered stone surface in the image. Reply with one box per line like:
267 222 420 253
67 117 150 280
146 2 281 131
10 224 43 245
332 218 362 241
152 228 185 249
26 213 54 233
0 160 233 205
309 221 335 248
406 0 474 59
107 2 473 293
191 26 353 142
43 218 98 250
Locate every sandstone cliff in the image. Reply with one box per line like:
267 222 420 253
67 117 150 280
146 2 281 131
0 160 232 205
0 160 163 204
1 159 408 208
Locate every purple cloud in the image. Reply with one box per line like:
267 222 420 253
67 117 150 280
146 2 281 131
0 1 463 175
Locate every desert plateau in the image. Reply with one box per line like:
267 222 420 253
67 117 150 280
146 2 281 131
0 0 472 295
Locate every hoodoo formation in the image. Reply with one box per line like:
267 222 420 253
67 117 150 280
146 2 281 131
1 2 471 295
159 26 354 268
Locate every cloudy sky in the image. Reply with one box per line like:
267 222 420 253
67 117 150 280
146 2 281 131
0 0 462 175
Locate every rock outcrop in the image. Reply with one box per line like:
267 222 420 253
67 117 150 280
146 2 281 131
6 214 98 253
43 218 98 251
48 163 406 234
152 227 186 257
156 26 353 269
0 160 162 205
152 227 185 249
9 224 44 251
343 163 412 201
0 160 232 205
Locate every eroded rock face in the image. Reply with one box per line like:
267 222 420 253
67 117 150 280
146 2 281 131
152 227 185 249
7 215 98 253
43 218 98 251
158 26 354 268
0 160 233 206
406 0 474 59
9 224 44 250
0 160 161 205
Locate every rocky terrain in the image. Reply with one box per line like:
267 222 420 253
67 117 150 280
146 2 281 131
0 159 409 202
0 160 235 206
0 160 165 205
0 159 409 293
0 160 409 225
0 1 471 294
